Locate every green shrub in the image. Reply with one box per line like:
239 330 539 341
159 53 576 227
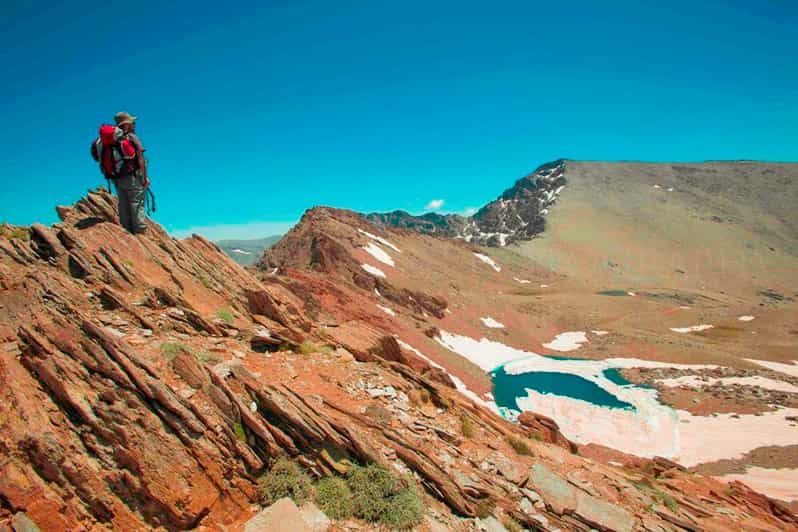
161 342 192 360
314 477 354 520
460 414 476 438
348 464 423 529
216 308 235 324
8 226 30 241
655 489 679 512
299 340 317 356
121 259 134 271
199 275 212 289
196 350 221 364
234 422 247 443
503 516 523 532
507 436 533 456
257 458 313 506
419 389 431 403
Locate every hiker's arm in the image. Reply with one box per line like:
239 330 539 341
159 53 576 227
131 134 150 186
139 154 149 187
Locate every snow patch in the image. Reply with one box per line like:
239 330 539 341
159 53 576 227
513 277 531 284
362 242 395 267
361 263 386 278
543 331 588 352
591 330 609 336
231 248 251 255
659 375 798 394
676 408 798 467
377 305 396 317
480 317 505 329
358 229 401 253
396 339 498 412
717 467 798 503
474 253 501 272
738 315 755 322
670 324 714 333
745 359 798 378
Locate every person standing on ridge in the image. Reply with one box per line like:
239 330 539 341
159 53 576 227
112 111 150 234
90 111 152 234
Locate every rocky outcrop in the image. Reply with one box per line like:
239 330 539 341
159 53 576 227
517 411 577 453
366 159 567 246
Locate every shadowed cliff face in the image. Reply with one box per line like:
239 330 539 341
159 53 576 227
1 190 796 531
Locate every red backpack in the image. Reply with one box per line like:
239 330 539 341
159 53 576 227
90 125 136 182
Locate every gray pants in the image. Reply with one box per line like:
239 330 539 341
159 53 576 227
116 174 147 234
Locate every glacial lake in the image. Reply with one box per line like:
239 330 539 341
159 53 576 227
491 366 635 411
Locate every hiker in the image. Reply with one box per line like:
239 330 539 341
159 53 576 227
113 112 150 234
90 111 151 234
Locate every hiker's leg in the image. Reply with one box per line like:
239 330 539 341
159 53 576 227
128 176 147 234
117 180 132 232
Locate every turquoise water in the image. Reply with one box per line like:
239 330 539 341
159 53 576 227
602 368 631 385
492 366 635 411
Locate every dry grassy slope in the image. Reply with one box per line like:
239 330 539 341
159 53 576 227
515 161 797 293
499 161 798 366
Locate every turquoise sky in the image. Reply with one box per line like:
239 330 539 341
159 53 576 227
1 1 796 239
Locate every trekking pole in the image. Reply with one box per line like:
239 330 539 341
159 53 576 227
145 187 156 215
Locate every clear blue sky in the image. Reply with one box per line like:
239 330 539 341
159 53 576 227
1 1 796 238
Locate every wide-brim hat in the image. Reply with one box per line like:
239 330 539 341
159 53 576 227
114 111 138 125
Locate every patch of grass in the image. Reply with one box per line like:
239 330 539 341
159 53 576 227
160 342 192 360
121 259 134 271
257 457 313 506
348 464 423 529
196 350 221 364
234 422 247 443
655 489 679 512
364 404 391 426
299 340 315 356
215 308 235 324
199 275 212 289
503 516 523 532
419 388 431 404
460 414 476 438
475 496 496 519
314 477 354 520
2 225 30 241
507 435 533 456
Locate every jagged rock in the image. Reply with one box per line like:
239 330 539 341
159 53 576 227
517 411 576 453
244 498 311 532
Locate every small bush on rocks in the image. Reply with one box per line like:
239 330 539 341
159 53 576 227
257 458 313 506
460 414 476 438
314 477 354 520
347 463 423 529
507 435 533 456
160 342 191 360
216 308 234 324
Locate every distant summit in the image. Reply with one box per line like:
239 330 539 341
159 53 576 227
367 160 567 246
217 235 281 266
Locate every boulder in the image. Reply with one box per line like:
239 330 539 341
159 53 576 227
527 463 576 515
245 498 311 532
299 501 330 532
575 491 635 532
